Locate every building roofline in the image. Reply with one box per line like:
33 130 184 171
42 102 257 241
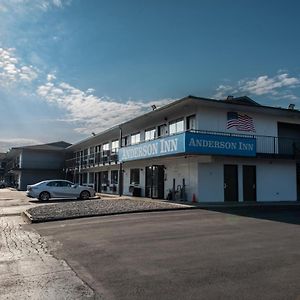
67 95 300 150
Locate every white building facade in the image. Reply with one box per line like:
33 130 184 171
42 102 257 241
65 96 300 203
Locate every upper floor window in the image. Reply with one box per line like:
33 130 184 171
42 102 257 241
145 128 156 141
111 140 119 152
186 115 196 130
169 118 184 135
95 145 101 153
103 143 110 151
131 133 140 145
157 124 167 137
122 136 128 147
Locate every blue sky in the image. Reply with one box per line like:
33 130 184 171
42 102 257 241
1 0 300 151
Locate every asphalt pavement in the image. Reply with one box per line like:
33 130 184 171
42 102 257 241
32 209 300 300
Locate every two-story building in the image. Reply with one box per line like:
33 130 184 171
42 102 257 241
0 153 6 181
5 141 71 190
65 95 300 202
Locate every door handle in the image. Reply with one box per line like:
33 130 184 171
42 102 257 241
224 183 227 189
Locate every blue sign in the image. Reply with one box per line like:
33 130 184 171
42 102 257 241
185 132 256 157
118 133 185 162
118 132 256 162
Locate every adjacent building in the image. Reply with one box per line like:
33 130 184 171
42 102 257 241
0 153 6 181
5 141 71 190
66 95 300 202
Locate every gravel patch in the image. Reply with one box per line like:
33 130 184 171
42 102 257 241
24 198 193 223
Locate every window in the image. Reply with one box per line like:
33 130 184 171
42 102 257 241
169 119 184 135
131 133 140 145
186 115 196 130
130 169 140 184
111 140 119 152
60 181 72 187
95 145 101 153
89 172 94 184
157 124 167 137
122 136 128 147
111 170 118 184
145 128 156 141
103 143 110 151
82 173 88 183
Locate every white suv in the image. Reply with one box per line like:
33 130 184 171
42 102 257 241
26 180 96 201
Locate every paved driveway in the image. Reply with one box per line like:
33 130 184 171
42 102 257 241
32 209 300 300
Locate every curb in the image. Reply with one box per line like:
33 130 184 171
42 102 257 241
22 211 34 223
22 206 197 224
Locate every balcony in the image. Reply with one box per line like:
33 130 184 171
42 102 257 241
65 150 119 170
118 130 300 162
5 161 20 171
65 130 300 170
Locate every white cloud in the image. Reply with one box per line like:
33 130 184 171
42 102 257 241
0 138 41 152
47 73 56 81
0 0 71 14
36 81 172 134
214 72 300 100
0 47 38 86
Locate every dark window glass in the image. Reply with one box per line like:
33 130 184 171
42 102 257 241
111 170 118 184
130 169 140 184
186 115 196 130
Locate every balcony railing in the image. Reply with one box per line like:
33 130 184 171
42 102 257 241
190 130 300 156
65 150 118 170
65 130 300 170
5 161 20 171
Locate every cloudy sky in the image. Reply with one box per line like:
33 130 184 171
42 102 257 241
1 0 300 152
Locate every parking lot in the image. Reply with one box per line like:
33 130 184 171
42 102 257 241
1 189 300 299
32 207 300 300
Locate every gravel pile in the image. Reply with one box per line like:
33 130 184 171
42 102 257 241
24 198 192 223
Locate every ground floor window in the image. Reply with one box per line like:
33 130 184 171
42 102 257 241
111 170 118 184
130 169 140 185
82 173 88 184
89 172 94 184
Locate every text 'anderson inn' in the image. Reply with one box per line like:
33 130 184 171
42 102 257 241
65 95 300 203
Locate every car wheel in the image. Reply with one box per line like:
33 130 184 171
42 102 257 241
80 190 90 200
39 191 50 201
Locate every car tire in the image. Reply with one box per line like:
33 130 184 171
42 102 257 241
80 190 90 200
39 191 50 201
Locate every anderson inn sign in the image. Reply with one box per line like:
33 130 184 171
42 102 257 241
118 131 256 162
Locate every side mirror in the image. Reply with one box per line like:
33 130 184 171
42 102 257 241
72 184 78 188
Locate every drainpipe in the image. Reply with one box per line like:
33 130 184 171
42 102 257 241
118 126 123 196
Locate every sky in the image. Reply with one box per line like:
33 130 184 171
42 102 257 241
1 0 300 152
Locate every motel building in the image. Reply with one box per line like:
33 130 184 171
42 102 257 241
65 95 300 203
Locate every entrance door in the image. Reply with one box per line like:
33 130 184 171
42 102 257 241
145 165 165 199
243 165 256 202
224 164 238 202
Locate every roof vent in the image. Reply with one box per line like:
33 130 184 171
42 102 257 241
288 103 295 110
226 95 234 101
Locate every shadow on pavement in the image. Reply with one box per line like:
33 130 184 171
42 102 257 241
200 206 300 225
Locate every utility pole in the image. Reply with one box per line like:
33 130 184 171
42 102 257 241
118 126 123 196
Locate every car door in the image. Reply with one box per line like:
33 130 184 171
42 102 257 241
47 181 64 197
59 181 76 198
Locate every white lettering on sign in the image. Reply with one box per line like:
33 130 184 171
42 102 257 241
160 138 178 153
121 138 179 160
188 138 253 152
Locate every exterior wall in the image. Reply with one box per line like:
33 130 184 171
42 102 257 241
19 169 65 190
198 158 297 202
21 149 65 169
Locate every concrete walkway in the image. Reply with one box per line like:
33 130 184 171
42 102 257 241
0 189 96 299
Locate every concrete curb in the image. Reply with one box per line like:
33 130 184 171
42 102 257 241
22 206 197 224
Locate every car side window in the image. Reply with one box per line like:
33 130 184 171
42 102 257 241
60 181 72 187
